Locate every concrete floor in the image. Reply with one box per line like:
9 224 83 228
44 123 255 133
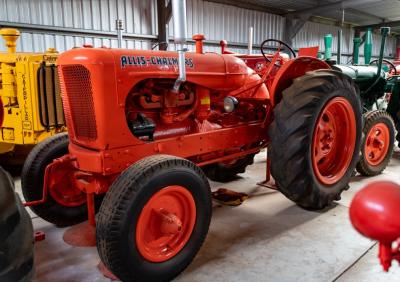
13 149 400 282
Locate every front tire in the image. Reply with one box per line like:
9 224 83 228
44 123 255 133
96 155 212 282
21 133 92 227
356 110 395 176
269 70 362 209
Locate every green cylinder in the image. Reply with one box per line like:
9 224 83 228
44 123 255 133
353 37 361 65
324 34 333 60
364 28 373 64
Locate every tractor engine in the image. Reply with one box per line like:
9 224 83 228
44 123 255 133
125 78 266 141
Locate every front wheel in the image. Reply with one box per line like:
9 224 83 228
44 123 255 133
96 155 212 282
21 133 101 227
269 70 362 209
356 111 395 176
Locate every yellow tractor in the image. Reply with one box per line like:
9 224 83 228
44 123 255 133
0 28 65 164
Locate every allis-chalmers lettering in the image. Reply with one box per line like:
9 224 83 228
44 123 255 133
120 55 194 68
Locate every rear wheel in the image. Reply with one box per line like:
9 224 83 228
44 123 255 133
21 133 99 227
356 111 395 176
0 167 34 282
96 155 212 282
269 70 362 209
203 154 255 182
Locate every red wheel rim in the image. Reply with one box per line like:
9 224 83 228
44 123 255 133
312 97 357 185
364 122 390 166
136 186 196 262
48 166 86 207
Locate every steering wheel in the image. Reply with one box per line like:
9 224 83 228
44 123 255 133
260 39 296 66
369 59 397 75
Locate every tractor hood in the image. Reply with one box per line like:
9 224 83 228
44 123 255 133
333 65 385 82
56 47 266 152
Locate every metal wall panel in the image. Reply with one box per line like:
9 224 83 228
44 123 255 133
169 0 284 48
0 0 397 60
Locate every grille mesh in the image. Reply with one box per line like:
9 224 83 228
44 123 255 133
60 65 97 141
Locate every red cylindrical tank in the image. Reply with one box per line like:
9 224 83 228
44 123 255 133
349 181 400 243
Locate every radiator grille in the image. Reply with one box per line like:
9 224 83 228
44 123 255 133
60 65 97 141
37 63 65 129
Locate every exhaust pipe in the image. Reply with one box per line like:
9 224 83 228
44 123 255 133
171 0 187 93
376 27 390 77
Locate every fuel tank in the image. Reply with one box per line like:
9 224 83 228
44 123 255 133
334 65 386 89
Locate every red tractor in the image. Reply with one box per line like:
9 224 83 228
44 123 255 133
21 1 362 281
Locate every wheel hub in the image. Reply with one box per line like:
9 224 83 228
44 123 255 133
48 161 86 207
136 186 196 262
365 123 390 166
316 113 336 158
157 208 183 235
312 97 357 185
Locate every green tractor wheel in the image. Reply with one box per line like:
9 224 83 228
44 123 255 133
356 110 395 176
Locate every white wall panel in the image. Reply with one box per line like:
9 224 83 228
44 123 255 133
0 0 397 59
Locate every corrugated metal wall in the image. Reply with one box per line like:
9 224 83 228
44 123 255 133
0 0 397 59
0 0 156 51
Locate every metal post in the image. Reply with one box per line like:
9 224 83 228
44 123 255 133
157 0 169 50
248 27 253 55
353 36 361 65
337 9 344 64
337 29 342 64
116 19 124 48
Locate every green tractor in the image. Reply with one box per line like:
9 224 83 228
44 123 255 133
324 27 399 176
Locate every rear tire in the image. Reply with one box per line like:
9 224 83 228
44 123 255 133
0 167 34 282
269 70 362 209
97 155 212 282
21 133 100 227
356 110 395 176
203 154 255 182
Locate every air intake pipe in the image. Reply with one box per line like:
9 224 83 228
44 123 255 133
171 0 187 93
0 28 20 53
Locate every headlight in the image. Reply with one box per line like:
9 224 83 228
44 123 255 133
224 96 238 113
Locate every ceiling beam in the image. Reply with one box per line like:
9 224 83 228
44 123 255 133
355 20 400 31
346 8 385 23
205 0 288 15
287 0 380 17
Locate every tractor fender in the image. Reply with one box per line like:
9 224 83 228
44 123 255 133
269 57 331 106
